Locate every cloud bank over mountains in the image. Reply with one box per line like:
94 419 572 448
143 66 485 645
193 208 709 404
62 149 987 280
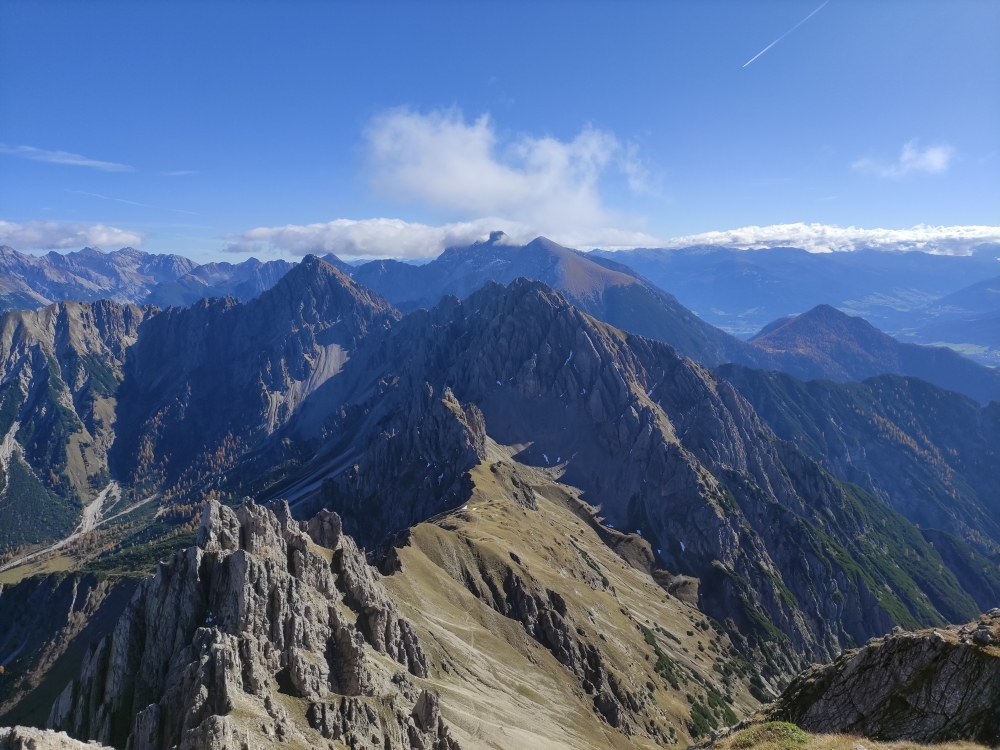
225 220 1000 259
225 217 662 259
0 220 145 251
665 223 1000 255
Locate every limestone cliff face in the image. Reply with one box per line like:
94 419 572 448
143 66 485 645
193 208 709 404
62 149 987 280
765 612 1000 744
46 499 457 750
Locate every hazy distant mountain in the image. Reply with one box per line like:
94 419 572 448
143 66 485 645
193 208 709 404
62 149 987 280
0 246 300 313
896 273 1000 367
593 245 1000 336
0 246 196 313
905 310 1000 368
144 257 295 307
748 304 1000 404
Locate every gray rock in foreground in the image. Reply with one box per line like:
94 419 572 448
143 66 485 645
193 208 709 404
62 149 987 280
0 726 112 750
764 611 1000 744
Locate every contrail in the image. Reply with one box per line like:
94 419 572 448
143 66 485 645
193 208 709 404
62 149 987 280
65 188 199 215
743 1 829 68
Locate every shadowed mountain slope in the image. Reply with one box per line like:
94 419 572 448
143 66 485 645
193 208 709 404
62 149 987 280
109 256 399 501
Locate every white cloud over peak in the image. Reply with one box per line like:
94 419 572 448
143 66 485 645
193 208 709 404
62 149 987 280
227 109 664 259
226 217 662 259
665 223 1000 255
852 139 956 178
365 108 649 231
0 143 133 172
0 220 145 250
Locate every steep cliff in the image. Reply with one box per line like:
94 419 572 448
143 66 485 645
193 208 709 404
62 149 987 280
110 256 400 503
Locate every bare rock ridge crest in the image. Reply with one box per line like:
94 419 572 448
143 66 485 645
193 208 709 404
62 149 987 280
46 498 458 750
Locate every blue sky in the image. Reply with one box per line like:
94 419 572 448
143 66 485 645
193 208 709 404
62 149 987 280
1 0 998 261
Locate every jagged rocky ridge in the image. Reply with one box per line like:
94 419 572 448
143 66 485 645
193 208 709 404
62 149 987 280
238 277 985 678
2 255 997 720
46 498 458 750
764 611 1000 744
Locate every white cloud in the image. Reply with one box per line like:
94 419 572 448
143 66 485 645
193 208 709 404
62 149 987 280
365 108 649 231
0 143 133 172
852 139 955 178
227 109 665 259
0 220 145 250
665 223 1000 255
226 217 662 259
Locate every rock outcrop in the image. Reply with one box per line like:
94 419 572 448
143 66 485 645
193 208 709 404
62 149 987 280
765 611 1000 744
46 499 457 750
0 725 114 750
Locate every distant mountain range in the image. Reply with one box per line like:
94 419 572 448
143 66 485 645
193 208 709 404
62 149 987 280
896 272 1000 367
4 237 999 404
594 244 1000 337
0 245 293 312
746 304 1000 404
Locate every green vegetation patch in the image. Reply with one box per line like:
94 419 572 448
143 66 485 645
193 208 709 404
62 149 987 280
0 455 80 551
85 530 197 576
639 624 682 690
728 722 810 750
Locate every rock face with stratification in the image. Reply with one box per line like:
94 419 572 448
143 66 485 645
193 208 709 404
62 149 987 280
765 611 1000 744
45 498 458 750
